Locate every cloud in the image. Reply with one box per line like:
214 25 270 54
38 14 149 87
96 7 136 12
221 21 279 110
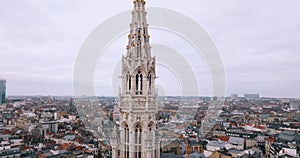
0 0 299 97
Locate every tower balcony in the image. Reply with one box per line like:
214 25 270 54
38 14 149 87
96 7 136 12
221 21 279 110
122 90 154 97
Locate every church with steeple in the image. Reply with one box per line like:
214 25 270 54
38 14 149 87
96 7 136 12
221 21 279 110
111 0 160 158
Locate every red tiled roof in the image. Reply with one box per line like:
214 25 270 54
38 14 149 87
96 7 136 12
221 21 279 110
266 137 275 143
60 143 69 150
20 146 31 151
2 129 10 135
230 122 237 127
254 125 265 130
219 136 229 142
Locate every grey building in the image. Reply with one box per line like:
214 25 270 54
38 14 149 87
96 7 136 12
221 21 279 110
231 94 238 100
291 100 300 110
276 130 300 144
0 79 6 104
244 94 259 100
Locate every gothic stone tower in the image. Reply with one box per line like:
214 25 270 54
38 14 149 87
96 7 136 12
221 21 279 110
111 0 160 158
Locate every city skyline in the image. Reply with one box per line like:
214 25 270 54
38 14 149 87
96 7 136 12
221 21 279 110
0 0 300 98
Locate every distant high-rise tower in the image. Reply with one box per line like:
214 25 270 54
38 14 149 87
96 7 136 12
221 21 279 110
111 0 160 158
244 94 260 100
0 79 6 104
69 98 75 107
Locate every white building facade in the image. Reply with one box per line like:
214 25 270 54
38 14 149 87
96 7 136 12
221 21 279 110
111 0 160 158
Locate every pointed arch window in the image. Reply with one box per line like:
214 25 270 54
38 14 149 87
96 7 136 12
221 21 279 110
148 123 153 131
136 71 143 95
147 72 152 94
143 28 147 42
123 124 129 158
137 28 142 58
126 73 131 94
135 124 142 158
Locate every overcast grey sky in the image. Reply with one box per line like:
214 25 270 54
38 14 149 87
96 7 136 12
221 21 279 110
0 0 299 98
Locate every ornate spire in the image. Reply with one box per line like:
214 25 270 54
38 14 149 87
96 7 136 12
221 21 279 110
113 1 160 157
134 0 145 2
121 0 155 99
127 0 151 59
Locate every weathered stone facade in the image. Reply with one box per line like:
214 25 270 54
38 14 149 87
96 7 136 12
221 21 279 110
111 0 160 158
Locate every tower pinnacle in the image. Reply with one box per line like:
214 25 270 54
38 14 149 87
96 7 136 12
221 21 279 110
127 0 151 59
134 0 145 2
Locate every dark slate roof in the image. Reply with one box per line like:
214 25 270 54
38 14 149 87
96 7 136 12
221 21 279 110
188 140 203 146
0 147 21 157
277 131 300 142
161 153 182 158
